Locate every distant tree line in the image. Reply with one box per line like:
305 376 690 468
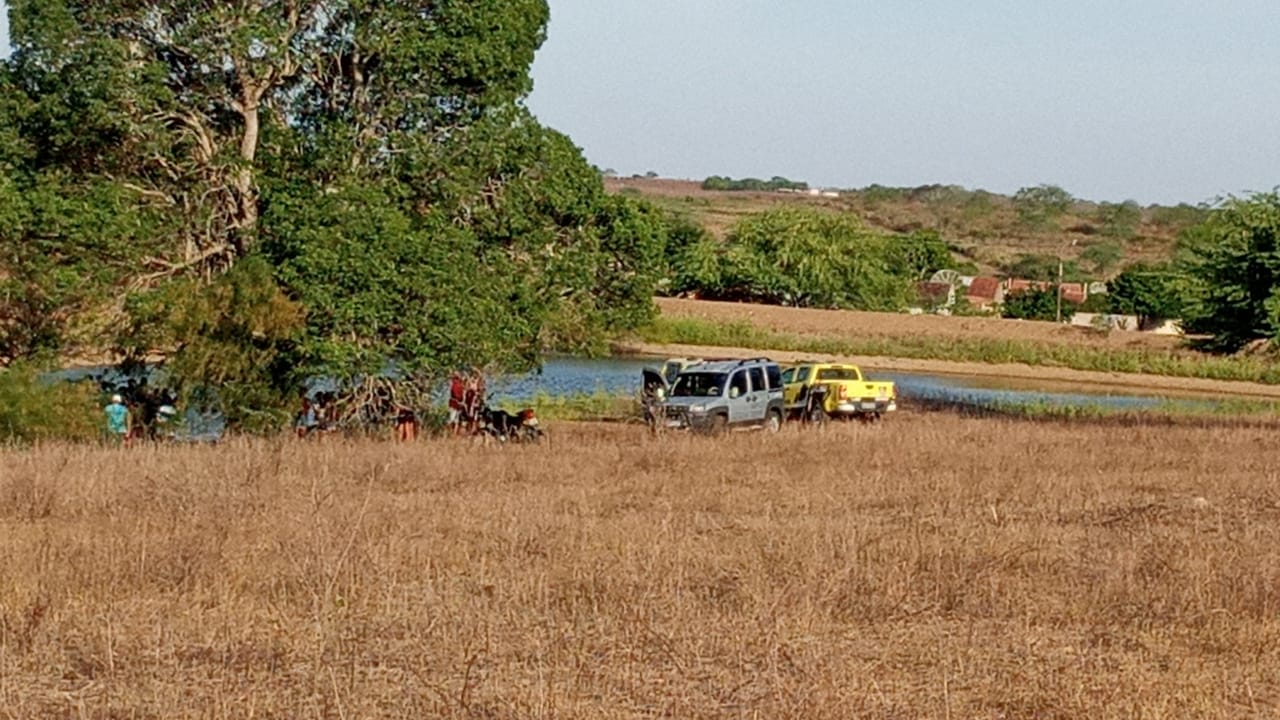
702 176 809 192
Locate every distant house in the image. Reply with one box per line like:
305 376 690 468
965 277 1004 309
1058 282 1087 305
1006 278 1051 295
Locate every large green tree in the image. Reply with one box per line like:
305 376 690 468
2 0 666 429
1107 263 1183 329
1180 193 1280 352
711 209 913 310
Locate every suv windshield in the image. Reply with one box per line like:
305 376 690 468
671 372 727 397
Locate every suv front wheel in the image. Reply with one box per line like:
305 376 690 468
765 409 782 434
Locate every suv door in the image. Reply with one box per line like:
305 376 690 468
726 370 753 424
783 365 812 407
747 366 769 424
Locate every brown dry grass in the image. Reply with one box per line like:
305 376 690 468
4 416 1280 718
657 296 1184 352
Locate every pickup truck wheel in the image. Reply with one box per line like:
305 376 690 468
765 410 782 434
807 405 827 426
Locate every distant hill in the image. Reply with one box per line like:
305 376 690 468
603 177 1202 280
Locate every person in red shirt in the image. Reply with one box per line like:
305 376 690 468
447 372 466 433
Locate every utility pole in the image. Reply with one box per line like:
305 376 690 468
1056 257 1064 323
1055 239 1077 324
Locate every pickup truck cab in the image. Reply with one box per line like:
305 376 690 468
782 362 897 422
661 358 786 434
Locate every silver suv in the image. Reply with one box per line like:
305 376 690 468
660 359 785 434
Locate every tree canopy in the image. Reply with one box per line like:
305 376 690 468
0 0 668 429
1107 263 1183 329
1179 193 1280 351
672 208 916 311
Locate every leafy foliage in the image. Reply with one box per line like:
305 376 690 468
120 257 304 431
1179 193 1280 351
1002 254 1083 283
887 230 956 281
0 363 101 443
704 209 913 310
702 175 808 192
1095 201 1142 240
1080 240 1125 275
1108 263 1184 328
1013 184 1074 231
1 0 668 433
1001 287 1062 322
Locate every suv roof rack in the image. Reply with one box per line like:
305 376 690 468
735 357 772 366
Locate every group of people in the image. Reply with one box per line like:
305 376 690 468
295 388 422 441
101 379 179 445
100 370 499 444
293 392 340 438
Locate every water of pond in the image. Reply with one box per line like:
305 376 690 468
59 355 1224 441
499 356 1216 413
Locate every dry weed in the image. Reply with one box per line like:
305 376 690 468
2 415 1279 718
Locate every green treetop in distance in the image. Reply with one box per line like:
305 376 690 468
1180 192 1280 352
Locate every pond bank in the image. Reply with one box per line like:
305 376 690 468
615 341 1280 402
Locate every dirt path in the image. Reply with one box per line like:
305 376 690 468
617 341 1280 401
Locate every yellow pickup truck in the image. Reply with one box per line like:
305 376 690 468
781 362 897 422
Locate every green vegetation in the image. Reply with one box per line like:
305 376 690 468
634 316 1280 385
1013 184 1075 231
1179 193 1280 352
702 175 808 192
1107 263 1184 328
0 364 101 443
1095 200 1143 240
1080 239 1125 274
516 390 639 422
1001 254 1084 283
0 1 670 435
946 396 1280 422
663 208 951 311
1001 287 1063 322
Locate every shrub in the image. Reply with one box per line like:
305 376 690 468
0 364 102 443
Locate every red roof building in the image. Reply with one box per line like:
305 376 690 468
965 277 1004 308
1058 282 1087 305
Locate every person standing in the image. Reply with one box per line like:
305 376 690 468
104 394 131 446
447 372 466 434
395 405 418 442
295 396 318 438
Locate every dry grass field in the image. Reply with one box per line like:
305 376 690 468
656 297 1183 353
4 415 1280 718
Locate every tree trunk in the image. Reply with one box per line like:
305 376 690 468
232 95 262 256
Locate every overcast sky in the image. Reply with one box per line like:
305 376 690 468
3 1 1278 205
